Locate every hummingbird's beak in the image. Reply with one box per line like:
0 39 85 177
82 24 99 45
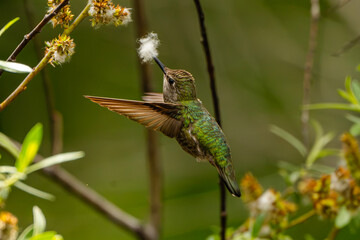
153 57 166 74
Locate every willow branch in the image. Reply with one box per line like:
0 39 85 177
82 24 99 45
332 35 360 57
0 0 69 77
133 0 162 239
193 1 226 239
327 226 340 240
327 0 352 14
0 3 91 112
23 0 63 155
285 209 316 229
301 0 320 148
6 140 151 240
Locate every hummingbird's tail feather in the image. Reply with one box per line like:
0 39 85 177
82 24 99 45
217 164 241 198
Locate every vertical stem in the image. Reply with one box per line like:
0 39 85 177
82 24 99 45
23 0 63 155
302 0 320 147
133 0 162 239
327 227 339 240
193 1 226 239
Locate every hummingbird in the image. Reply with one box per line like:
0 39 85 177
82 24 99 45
85 57 241 197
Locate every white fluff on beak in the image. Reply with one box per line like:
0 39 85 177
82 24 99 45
138 32 160 63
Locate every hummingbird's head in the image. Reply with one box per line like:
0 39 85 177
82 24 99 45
154 57 197 103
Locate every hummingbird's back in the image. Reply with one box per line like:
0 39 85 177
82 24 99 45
176 100 240 197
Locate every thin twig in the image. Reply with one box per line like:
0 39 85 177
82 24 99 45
6 140 151 240
193 1 226 239
327 226 340 240
285 209 316 229
332 35 360 57
0 0 69 77
302 0 320 148
327 0 352 14
23 0 63 155
133 0 162 239
0 3 91 112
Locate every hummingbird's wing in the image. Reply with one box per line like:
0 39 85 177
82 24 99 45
85 96 183 138
142 92 164 102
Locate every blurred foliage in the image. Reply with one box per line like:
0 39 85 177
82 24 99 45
1 0 360 240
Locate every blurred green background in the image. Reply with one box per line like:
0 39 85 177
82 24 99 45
1 0 360 239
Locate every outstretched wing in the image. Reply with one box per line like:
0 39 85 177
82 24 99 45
142 92 164 102
85 95 183 138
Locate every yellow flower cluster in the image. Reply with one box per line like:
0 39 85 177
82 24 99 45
88 0 131 28
45 35 75 66
0 211 18 240
342 133 360 183
299 165 360 218
47 0 74 28
241 173 297 231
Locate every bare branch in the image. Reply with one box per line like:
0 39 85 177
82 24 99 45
23 0 63 155
193 1 226 239
0 0 69 77
302 0 320 148
133 0 163 239
0 3 91 112
7 140 152 240
332 35 360 57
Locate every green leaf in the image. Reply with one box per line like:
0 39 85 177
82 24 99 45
0 166 17 174
0 60 33 73
251 213 266 237
30 232 57 240
14 181 55 201
0 17 20 37
17 225 34 240
338 89 354 103
350 123 360 136
306 124 334 168
357 64 360 72
346 114 360 123
335 206 352 228
304 103 360 112
304 234 316 240
0 132 19 159
16 123 43 172
33 206 46 236
345 76 353 95
352 80 360 103
269 125 307 156
26 151 84 174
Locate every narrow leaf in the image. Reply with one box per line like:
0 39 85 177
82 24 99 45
346 114 360 124
269 125 307 156
0 132 19 158
251 213 266 237
0 166 17 174
312 120 323 142
16 123 43 172
350 123 360 137
335 206 352 228
345 76 353 95
304 103 360 112
33 206 46 236
17 225 34 240
0 17 20 37
306 132 334 168
26 151 84 174
338 89 355 104
352 80 360 103
30 231 57 240
14 181 55 201
0 60 32 73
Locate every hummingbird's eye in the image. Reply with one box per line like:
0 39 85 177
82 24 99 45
168 78 175 85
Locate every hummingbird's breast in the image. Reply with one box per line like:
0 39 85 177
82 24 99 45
175 100 231 168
